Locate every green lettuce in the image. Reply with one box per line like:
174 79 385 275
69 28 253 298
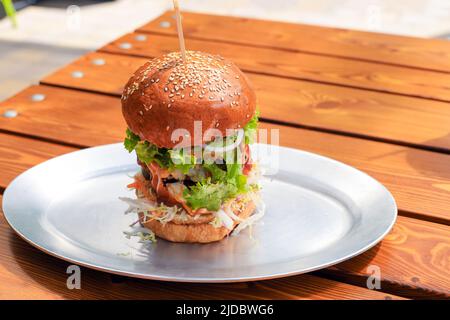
183 175 247 211
123 113 258 210
244 110 259 144
168 148 196 174
124 128 140 152
203 163 227 182
185 161 248 211
124 129 195 172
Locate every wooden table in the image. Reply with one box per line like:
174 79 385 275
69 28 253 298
0 11 449 300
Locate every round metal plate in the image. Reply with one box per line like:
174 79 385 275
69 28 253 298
2 143 397 282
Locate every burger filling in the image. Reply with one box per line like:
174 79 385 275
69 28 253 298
122 113 262 230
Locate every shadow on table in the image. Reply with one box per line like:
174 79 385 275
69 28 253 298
363 132 450 223
405 133 450 224
405 133 450 180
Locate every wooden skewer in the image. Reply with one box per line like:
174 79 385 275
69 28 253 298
173 0 186 62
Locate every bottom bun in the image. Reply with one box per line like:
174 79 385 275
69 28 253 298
139 200 256 243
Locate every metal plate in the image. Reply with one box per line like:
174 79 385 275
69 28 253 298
2 143 397 282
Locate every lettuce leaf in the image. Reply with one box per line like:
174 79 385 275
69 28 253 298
184 161 248 211
136 143 195 172
124 128 140 152
168 148 196 174
134 141 161 164
183 175 247 211
123 113 259 211
203 163 227 182
244 111 259 144
183 180 227 211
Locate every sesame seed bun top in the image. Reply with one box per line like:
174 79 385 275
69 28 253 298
121 51 257 148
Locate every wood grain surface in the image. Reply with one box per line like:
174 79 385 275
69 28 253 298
322 216 450 299
0 195 403 300
1 86 450 225
2 10 450 300
138 11 450 73
41 52 450 153
101 32 450 102
0 85 449 299
0 132 76 190
1 145 448 299
0 85 122 148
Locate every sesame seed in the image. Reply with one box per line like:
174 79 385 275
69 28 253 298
127 51 238 106
166 126 170 130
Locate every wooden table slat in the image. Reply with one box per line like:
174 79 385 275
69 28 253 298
138 10 450 73
0 132 77 189
41 51 450 153
102 32 450 102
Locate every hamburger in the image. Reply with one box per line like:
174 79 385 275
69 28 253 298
120 51 262 243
